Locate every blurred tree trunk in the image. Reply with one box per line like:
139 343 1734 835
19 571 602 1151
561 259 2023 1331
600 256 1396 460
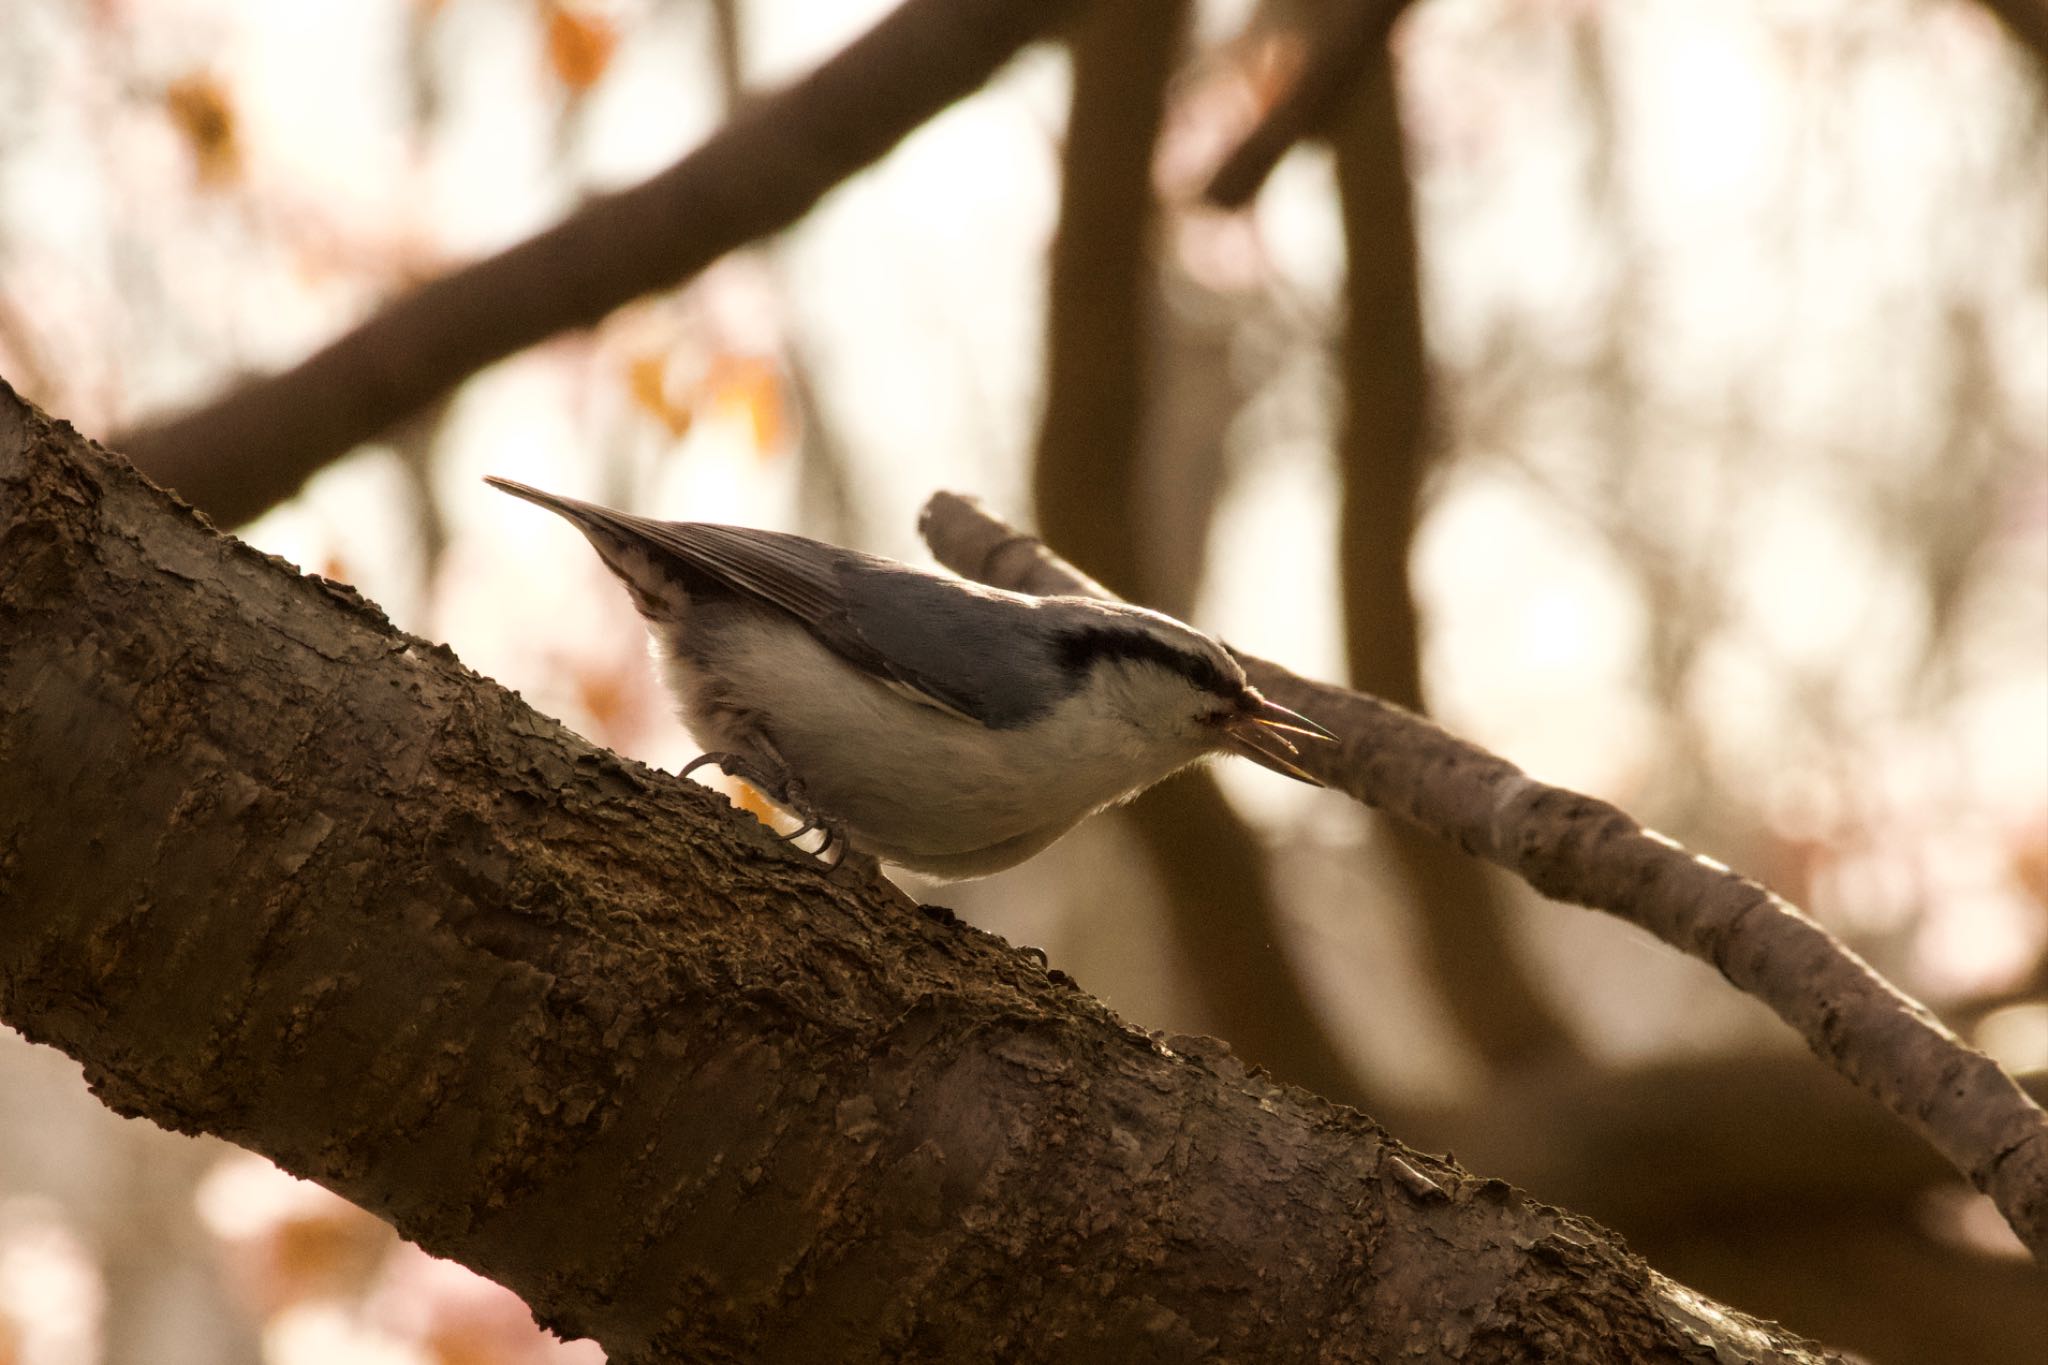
1032 0 1185 602
1033 0 1372 1107
0 1036 266 1365
94 1129 267 1365
1325 34 1581 1075
0 383 1848 1363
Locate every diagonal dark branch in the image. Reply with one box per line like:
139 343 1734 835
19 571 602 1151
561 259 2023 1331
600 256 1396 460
918 490 2048 1261
112 0 1092 528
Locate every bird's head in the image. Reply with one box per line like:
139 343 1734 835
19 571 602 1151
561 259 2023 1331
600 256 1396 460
1051 604 1334 785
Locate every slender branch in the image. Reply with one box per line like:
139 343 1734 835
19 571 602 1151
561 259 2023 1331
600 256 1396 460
112 0 1090 527
917 491 2048 1261
1203 0 1418 209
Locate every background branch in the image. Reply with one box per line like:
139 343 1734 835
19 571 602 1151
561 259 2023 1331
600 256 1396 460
919 490 2048 1260
111 0 1089 527
1205 0 2048 213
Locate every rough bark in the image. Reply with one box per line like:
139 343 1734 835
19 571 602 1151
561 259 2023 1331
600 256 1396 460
0 383 1853 1361
112 0 1091 528
1436 1055 2048 1365
920 491 2048 1262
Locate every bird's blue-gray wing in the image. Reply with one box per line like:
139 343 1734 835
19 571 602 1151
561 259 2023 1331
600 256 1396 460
584 512 1057 727
835 565 1063 728
485 478 1063 727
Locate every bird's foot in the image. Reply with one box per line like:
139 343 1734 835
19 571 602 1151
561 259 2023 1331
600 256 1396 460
681 751 849 868
679 749 790 800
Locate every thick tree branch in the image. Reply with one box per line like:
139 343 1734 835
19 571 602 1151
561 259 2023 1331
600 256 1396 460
112 0 1090 528
918 491 2048 1261
1439 1055 2048 1363
0 383 1852 1362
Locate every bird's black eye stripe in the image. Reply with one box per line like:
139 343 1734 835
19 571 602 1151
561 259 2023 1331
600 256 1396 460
1056 627 1238 698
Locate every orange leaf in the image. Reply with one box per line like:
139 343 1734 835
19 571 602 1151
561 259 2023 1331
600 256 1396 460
2012 818 2048 911
544 3 617 92
730 781 781 826
704 355 788 457
625 352 692 436
265 1210 390 1305
573 664 631 734
164 73 240 186
1245 31 1305 114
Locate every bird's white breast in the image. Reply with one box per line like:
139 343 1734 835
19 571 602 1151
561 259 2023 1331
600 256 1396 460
653 612 1207 878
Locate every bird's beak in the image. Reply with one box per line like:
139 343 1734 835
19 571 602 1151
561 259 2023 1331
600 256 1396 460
1225 694 1336 787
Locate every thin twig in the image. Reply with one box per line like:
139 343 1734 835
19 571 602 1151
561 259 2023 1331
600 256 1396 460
917 490 2048 1261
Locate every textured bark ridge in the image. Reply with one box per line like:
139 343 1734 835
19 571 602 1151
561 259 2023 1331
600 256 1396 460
0 383 1839 1362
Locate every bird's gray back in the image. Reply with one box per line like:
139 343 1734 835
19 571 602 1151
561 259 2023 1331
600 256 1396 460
607 517 1070 728
837 564 1072 727
486 479 1093 728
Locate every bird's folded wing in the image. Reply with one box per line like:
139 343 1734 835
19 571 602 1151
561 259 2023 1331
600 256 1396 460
625 519 845 624
625 519 1027 727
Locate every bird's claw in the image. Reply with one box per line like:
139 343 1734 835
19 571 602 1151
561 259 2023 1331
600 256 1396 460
682 751 848 868
680 750 781 796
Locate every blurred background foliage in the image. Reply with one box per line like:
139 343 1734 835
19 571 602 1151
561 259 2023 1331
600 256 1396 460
0 0 2043 1361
